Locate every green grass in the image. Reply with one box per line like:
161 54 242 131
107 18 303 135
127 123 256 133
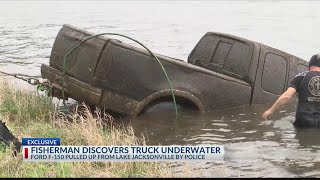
0 81 178 178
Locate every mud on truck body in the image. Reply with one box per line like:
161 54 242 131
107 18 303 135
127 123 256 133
41 24 308 116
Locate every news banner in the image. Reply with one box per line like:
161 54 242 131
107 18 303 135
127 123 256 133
22 138 225 162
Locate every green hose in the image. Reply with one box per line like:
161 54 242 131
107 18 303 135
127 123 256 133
61 33 178 118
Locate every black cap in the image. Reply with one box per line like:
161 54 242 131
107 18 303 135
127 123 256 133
309 54 320 68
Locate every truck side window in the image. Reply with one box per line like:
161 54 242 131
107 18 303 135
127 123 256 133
262 53 287 95
287 63 308 88
297 63 308 72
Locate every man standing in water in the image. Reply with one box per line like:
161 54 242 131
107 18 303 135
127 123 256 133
262 54 320 128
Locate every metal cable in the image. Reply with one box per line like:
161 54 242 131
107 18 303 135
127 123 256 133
0 71 40 85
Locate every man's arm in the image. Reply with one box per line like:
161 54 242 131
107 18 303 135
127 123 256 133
262 87 297 120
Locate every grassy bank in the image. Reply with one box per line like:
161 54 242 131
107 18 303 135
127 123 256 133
0 81 176 178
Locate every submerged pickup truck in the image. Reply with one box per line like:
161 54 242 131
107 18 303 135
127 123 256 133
41 24 308 116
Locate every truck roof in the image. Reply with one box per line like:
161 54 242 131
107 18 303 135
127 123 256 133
205 31 307 65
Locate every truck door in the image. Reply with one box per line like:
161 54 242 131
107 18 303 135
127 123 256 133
251 47 289 104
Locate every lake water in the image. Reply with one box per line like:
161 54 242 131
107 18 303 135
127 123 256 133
0 1 319 178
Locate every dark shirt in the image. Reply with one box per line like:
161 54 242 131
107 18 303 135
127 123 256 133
289 71 320 128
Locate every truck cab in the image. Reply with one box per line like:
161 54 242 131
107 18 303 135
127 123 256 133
188 32 308 105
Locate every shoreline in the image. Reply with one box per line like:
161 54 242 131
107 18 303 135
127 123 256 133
0 80 182 178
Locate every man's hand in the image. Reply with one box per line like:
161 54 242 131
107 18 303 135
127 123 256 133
262 109 273 120
261 87 296 120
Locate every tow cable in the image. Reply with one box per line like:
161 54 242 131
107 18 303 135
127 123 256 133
0 71 52 95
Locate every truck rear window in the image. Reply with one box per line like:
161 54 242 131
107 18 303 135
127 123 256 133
189 35 252 81
223 41 251 77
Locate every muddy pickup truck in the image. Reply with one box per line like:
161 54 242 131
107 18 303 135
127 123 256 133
41 24 308 116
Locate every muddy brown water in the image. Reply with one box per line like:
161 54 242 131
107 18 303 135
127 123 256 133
127 102 320 177
1 1 319 177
